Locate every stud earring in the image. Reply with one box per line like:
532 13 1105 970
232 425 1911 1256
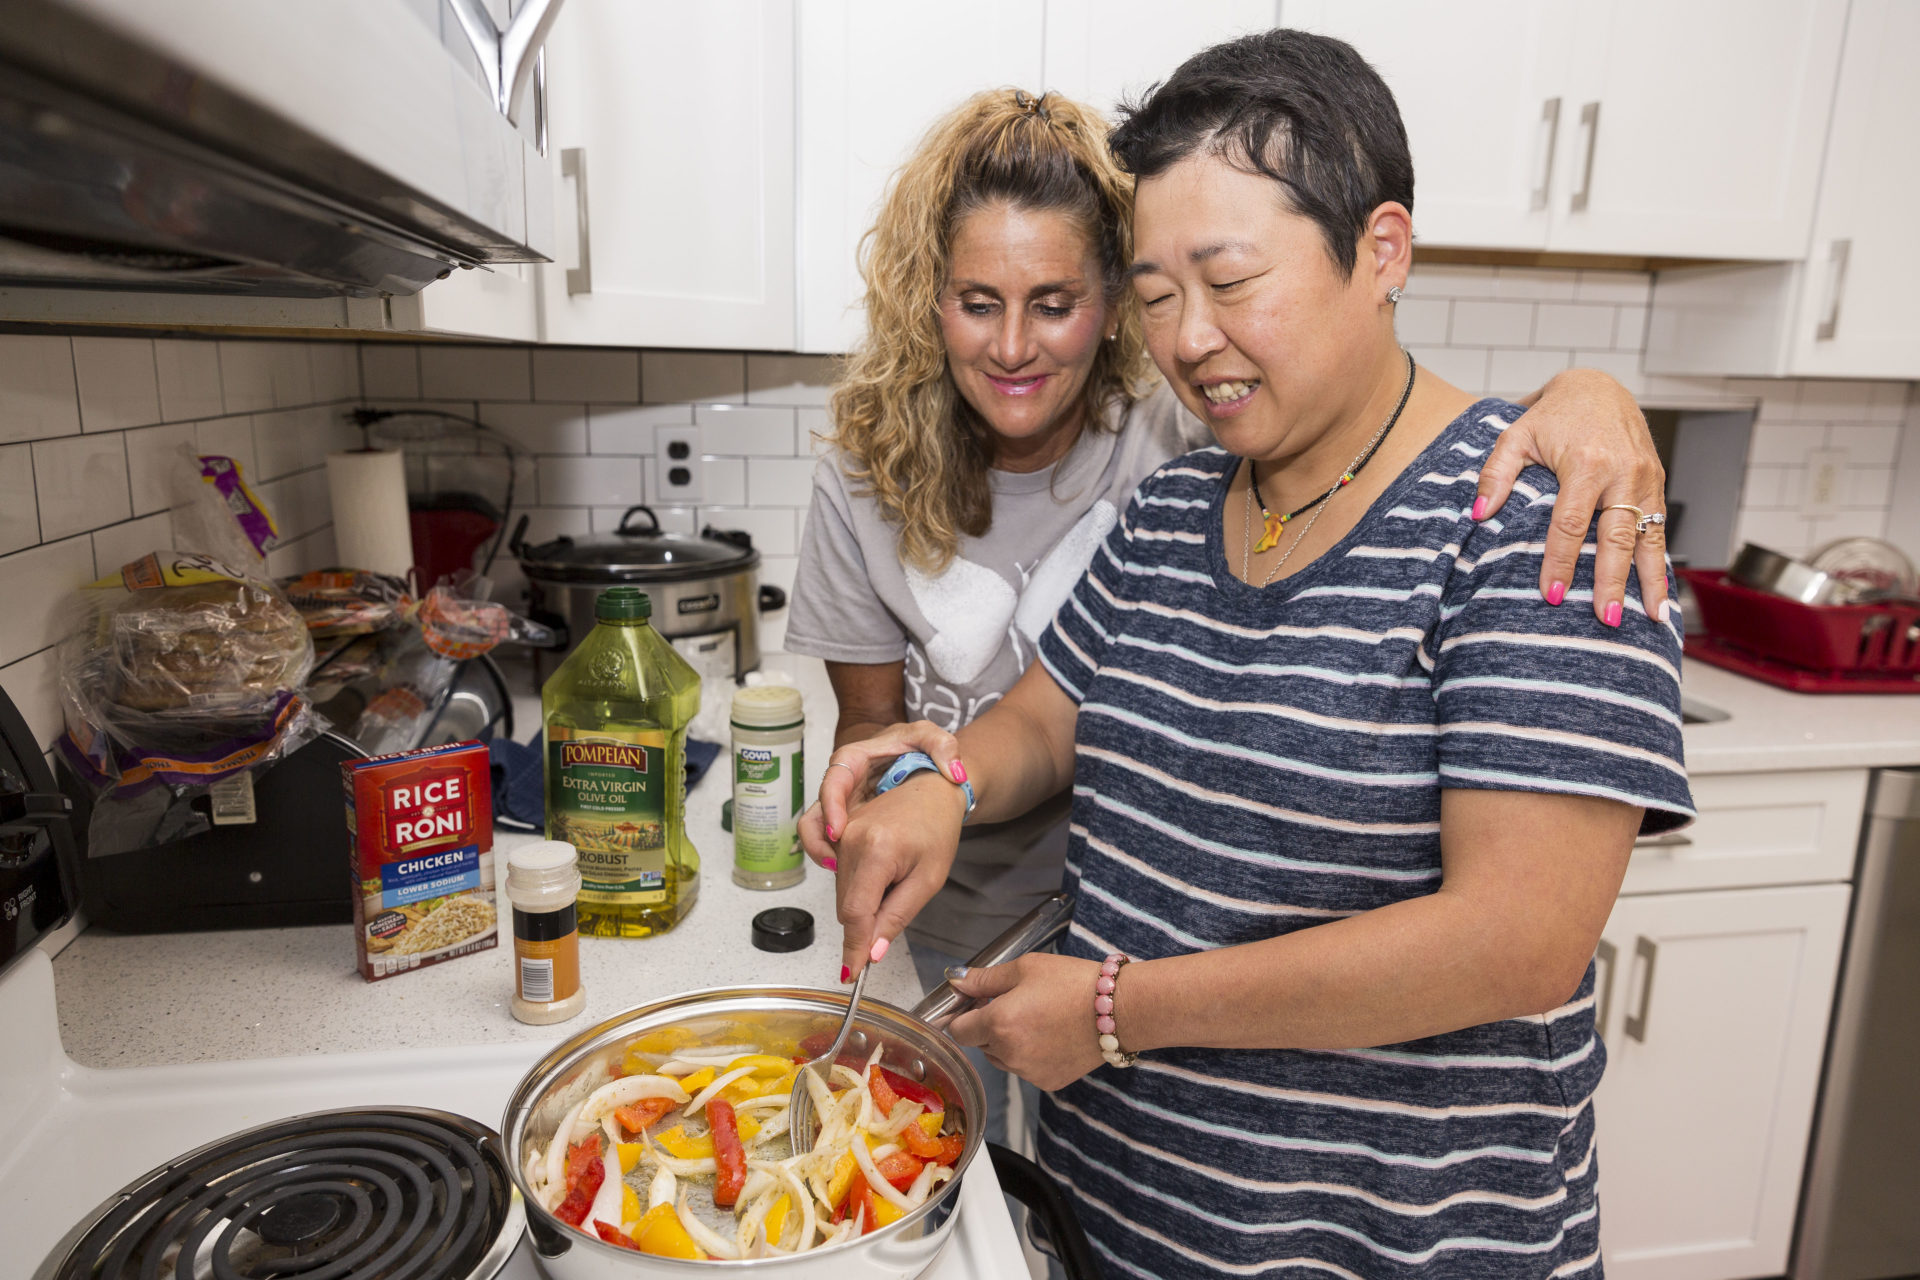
1386 285 1404 304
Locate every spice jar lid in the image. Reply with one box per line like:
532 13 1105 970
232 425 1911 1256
751 907 814 953
508 840 578 872
731 684 803 729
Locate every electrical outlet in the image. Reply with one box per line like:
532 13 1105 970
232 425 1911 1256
1804 447 1848 516
653 425 703 503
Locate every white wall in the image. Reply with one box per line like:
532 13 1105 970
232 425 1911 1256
3 263 1916 754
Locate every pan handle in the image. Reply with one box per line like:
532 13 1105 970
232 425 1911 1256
911 893 1074 1027
988 1142 1101 1280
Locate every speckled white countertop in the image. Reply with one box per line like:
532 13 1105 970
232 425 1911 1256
50 647 1920 1070
51 655 938 1069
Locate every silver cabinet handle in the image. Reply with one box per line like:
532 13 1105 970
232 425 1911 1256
1633 831 1694 850
533 47 547 157
1531 97 1562 212
446 0 566 123
1594 937 1618 1037
1815 238 1851 340
1623 934 1658 1043
562 146 592 296
1569 101 1601 212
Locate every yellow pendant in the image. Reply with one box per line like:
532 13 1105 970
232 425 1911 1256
1252 511 1285 554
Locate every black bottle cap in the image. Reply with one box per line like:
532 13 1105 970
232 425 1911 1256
751 907 814 953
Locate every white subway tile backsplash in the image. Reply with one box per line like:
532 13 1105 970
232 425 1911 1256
1827 422 1902 469
533 348 640 403
643 352 745 404
253 408 320 481
258 469 332 540
695 404 798 455
698 506 795 555
1733 508 1812 557
1806 508 1889 545
71 337 161 433
265 342 315 408
746 355 835 406
196 417 259 481
1391 298 1450 347
359 344 422 399
1533 303 1615 350
1574 271 1653 305
1611 305 1649 353
1404 265 1500 298
218 342 276 414
747 457 817 506
1450 300 1534 347
1488 348 1572 397
1841 467 1895 509
421 345 532 402
91 512 174 577
685 456 746 507
153 340 225 422
586 404 691 454
1741 466 1791 509
1747 420 1825 466
1868 380 1911 420
798 408 833 455
1408 345 1489 394
309 342 360 403
0 646 62 750
0 536 97 666
123 422 197 516
0 444 38 554
1794 380 1877 422
0 336 80 444
484 402 590 454
1492 268 1579 301
540 455 642 507
1569 350 1646 396
33 433 130 541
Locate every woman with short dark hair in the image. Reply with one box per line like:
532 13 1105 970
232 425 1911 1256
805 29 1691 1277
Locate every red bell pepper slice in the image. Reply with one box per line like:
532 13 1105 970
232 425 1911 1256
594 1220 644 1251
831 1178 879 1234
707 1098 747 1207
555 1157 604 1226
898 1122 965 1165
615 1097 674 1135
878 1067 944 1112
564 1135 604 1190
867 1064 901 1115
873 1150 925 1192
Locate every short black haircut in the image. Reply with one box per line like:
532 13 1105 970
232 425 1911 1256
1109 29 1414 278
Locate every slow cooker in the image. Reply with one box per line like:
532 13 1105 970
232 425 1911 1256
510 506 787 683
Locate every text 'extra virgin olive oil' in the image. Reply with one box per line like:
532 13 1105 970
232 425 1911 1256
541 586 702 937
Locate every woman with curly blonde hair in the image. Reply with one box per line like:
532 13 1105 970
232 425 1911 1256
784 83 1658 1143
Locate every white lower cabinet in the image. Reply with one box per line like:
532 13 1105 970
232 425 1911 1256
1592 883 1850 1280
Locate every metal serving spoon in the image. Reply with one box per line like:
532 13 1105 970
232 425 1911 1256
788 962 872 1154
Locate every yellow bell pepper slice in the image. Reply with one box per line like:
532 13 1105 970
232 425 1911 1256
727 1053 798 1078
617 1142 646 1174
764 1194 791 1246
824 1151 859 1208
677 1066 717 1093
653 1125 713 1160
916 1113 942 1138
632 1203 706 1260
873 1196 905 1228
621 1184 642 1226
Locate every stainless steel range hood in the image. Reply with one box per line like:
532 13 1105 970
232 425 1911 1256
0 0 562 299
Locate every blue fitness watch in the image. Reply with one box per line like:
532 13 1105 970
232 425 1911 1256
873 750 975 818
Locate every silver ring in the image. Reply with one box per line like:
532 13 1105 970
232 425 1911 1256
827 761 857 778
1602 503 1667 535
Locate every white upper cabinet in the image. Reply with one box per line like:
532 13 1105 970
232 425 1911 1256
795 0 1044 354
539 0 795 349
1647 0 1920 379
1042 0 1279 119
1283 0 1846 260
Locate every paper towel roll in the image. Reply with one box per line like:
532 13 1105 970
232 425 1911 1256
327 450 415 578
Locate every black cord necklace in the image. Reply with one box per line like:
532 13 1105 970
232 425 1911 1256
1248 349 1416 553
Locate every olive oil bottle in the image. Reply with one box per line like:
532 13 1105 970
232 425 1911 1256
541 587 701 937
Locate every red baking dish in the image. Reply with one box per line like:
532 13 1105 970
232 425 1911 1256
1682 567 1920 693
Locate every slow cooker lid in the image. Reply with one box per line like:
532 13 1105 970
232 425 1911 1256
517 506 759 584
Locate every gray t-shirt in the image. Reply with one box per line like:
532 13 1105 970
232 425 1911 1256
787 383 1207 955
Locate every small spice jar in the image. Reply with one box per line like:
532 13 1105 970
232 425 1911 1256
730 684 806 890
505 840 587 1024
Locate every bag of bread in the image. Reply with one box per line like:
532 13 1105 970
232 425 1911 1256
57 551 320 854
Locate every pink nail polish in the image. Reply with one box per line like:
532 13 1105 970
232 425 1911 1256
1471 496 1489 521
1605 601 1623 628
840 965 851 983
950 760 967 784
1547 581 1567 607
870 936 890 964
821 856 838 872
826 826 837 842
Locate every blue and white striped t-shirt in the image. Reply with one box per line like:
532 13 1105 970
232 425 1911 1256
1035 399 1694 1280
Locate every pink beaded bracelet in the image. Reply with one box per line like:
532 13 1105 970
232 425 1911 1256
1095 954 1138 1068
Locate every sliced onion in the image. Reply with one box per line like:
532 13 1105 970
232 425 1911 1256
542 1098 588 1198
675 1188 741 1260
905 1161 937 1206
749 1110 789 1148
587 1149 624 1228
869 1098 926 1139
734 1184 778 1256
754 1158 817 1253
739 1167 775 1205
681 1065 759 1117
579 1074 690 1130
733 1091 792 1113
647 1162 676 1209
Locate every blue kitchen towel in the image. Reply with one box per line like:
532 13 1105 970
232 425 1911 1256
490 734 723 832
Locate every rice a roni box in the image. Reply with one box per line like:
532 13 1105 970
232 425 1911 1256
344 739 496 981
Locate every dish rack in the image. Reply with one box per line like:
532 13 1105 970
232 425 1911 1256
1682 567 1920 693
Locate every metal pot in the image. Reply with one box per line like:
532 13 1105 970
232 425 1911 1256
501 895 1075 1279
511 506 789 682
1728 542 1856 606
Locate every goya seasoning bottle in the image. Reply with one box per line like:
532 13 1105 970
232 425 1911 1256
730 684 805 890
541 587 701 937
506 840 586 1024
